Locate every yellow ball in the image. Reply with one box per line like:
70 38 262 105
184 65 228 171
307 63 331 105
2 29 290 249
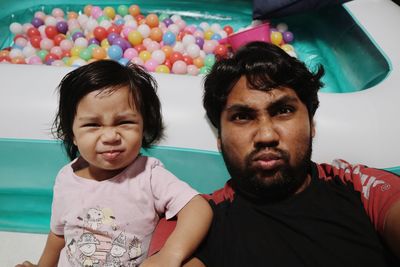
128 30 143 46
70 46 83 57
270 31 283 46
103 6 116 19
139 50 151 62
204 30 214 40
66 56 79 66
101 39 110 49
280 44 294 52
155 65 170 73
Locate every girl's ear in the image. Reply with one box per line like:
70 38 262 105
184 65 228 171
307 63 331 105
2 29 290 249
73 136 77 146
217 137 222 152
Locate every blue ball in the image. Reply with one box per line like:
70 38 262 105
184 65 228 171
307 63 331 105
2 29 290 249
211 33 222 41
118 58 130 66
162 31 176 46
108 45 123 60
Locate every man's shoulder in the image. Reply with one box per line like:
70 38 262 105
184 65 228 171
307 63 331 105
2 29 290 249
204 180 236 205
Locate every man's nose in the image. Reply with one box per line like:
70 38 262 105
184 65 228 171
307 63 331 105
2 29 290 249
253 117 279 147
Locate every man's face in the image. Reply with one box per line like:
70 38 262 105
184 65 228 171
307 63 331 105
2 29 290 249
219 76 314 199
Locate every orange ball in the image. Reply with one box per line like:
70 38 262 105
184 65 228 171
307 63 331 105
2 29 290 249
128 5 140 17
67 11 78 20
193 57 204 68
161 45 173 59
92 47 107 59
83 5 93 16
0 50 10 57
145 14 159 28
149 27 163 42
11 56 26 64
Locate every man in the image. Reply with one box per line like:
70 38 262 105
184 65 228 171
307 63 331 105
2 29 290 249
151 41 400 266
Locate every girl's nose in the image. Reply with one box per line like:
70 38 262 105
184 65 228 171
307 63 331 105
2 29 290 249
101 127 121 143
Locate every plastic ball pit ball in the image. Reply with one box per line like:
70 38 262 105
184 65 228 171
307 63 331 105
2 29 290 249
1 4 296 75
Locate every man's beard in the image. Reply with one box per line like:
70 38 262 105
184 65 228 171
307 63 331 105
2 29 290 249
220 139 313 202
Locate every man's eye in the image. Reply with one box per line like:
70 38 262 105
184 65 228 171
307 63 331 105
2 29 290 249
276 106 294 115
231 113 251 121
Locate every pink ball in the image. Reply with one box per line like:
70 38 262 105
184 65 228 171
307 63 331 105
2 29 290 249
52 8 65 18
147 41 160 52
121 26 134 38
131 57 144 66
175 19 187 30
40 38 54 50
60 39 73 51
184 25 197 34
151 49 166 64
15 37 28 47
187 64 199 75
172 60 187 74
50 46 63 57
123 48 138 60
193 30 204 39
203 40 217 54
28 55 43 64
91 6 103 19
144 59 159 72
34 11 46 20
51 59 65 66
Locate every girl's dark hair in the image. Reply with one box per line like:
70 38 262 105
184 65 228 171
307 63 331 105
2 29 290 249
52 60 164 160
203 41 325 129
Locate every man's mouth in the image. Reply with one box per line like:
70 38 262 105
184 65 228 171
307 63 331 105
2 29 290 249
251 152 284 170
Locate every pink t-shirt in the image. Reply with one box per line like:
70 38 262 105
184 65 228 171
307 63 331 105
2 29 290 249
50 155 198 267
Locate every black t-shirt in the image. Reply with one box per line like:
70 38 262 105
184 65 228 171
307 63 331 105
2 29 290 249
195 162 400 267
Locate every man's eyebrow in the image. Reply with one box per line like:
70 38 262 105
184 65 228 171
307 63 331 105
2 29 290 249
267 95 299 110
224 104 255 113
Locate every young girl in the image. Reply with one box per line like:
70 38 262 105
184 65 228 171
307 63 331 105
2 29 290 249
16 60 212 267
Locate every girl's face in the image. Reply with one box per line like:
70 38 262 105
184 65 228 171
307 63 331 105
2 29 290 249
72 86 143 181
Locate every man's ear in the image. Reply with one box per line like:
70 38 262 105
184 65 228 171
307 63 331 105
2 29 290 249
311 120 316 138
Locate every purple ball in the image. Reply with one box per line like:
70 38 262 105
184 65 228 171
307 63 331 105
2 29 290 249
112 37 130 51
283 31 294 43
195 37 204 49
72 31 84 41
107 32 120 44
56 21 68 34
31 17 44 28
88 38 100 45
163 18 173 27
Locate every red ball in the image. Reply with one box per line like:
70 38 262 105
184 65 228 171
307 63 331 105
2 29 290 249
45 53 60 62
177 31 186 41
45 26 58 39
223 25 234 36
182 55 193 65
27 27 40 38
53 34 66 46
0 56 11 63
214 44 228 58
93 26 108 41
134 44 146 53
61 50 71 58
170 51 183 64
107 24 121 34
30 35 42 48
164 59 172 69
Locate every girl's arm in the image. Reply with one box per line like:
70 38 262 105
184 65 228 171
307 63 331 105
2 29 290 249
15 231 65 267
141 195 212 267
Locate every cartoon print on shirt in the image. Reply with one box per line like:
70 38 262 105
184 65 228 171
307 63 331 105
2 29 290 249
84 208 105 230
127 236 143 267
105 232 127 267
77 233 100 267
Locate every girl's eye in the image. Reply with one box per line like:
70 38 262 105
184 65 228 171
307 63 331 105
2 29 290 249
119 120 135 125
82 123 99 128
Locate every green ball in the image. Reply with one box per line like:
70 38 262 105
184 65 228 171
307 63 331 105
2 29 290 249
36 50 48 61
158 13 169 22
199 66 210 75
117 5 129 16
97 15 110 24
204 54 216 68
79 48 93 61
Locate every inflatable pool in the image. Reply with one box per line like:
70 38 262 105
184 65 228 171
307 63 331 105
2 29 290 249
0 0 399 265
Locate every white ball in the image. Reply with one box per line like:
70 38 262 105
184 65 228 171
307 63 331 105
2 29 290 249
44 16 57 26
173 41 185 53
75 37 88 48
23 46 36 58
210 23 222 33
167 24 180 35
137 24 151 38
85 18 99 33
186 43 200 58
99 20 112 29
9 48 23 58
78 14 89 28
151 49 166 64
170 14 182 22
182 34 195 47
9 22 23 35
277 23 288 33
199 22 210 31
